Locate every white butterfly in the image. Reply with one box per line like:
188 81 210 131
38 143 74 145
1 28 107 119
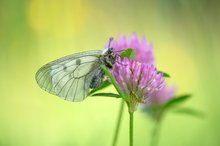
35 48 116 102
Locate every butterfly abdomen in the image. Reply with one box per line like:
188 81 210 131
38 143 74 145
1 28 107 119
89 68 105 88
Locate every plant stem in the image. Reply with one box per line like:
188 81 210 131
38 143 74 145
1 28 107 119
150 120 161 146
129 111 134 146
112 100 125 146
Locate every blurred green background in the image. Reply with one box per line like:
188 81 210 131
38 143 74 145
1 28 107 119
0 0 219 146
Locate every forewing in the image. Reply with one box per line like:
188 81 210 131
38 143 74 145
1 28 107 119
35 50 102 101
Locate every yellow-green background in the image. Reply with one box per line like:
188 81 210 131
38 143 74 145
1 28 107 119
0 0 219 146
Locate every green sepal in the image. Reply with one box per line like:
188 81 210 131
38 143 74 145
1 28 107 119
158 71 171 78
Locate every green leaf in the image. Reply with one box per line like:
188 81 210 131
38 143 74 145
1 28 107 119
91 92 121 98
142 105 162 114
89 80 111 95
101 65 128 100
172 107 204 118
158 71 170 78
120 48 136 59
163 94 192 110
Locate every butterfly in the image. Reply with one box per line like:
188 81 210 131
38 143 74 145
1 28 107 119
35 43 116 102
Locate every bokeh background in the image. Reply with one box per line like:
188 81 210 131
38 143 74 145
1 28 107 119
0 0 219 146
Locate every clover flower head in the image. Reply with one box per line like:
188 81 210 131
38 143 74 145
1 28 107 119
107 33 154 64
149 86 176 105
112 57 164 111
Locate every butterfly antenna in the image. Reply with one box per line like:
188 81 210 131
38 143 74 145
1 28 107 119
108 37 114 48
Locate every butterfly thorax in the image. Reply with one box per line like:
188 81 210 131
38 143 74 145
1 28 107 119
100 48 116 69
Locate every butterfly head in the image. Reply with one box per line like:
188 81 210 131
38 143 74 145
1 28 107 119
101 48 116 69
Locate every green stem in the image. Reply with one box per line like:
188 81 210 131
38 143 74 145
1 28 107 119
112 100 125 146
150 120 161 146
129 111 134 146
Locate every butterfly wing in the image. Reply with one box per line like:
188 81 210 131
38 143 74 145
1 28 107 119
35 50 102 102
